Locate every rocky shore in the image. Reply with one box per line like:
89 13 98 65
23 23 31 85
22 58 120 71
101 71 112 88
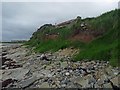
0 44 119 89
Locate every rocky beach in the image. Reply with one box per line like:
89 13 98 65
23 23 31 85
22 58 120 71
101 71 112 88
0 44 119 89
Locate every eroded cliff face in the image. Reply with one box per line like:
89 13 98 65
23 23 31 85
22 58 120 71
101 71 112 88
27 9 119 66
30 17 104 43
30 9 119 44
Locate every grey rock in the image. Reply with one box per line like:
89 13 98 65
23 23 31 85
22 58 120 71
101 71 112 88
2 68 29 81
65 72 70 76
88 76 96 84
71 76 88 87
18 76 37 88
60 61 68 68
61 78 70 85
41 70 52 77
110 76 119 87
67 82 82 88
33 72 44 78
61 84 66 87
97 79 104 86
103 83 113 88
39 82 50 88
40 54 49 61
11 68 30 80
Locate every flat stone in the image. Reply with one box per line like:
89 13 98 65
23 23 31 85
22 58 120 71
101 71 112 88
111 76 119 87
71 76 88 87
103 83 112 88
18 76 37 88
39 82 50 88
60 61 68 68
2 68 29 81
105 66 114 76
11 68 30 80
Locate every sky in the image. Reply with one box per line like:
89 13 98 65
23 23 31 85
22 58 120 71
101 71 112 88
1 1 119 41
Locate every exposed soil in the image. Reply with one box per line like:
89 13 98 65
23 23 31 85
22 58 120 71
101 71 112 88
71 33 95 43
45 34 59 40
55 48 79 57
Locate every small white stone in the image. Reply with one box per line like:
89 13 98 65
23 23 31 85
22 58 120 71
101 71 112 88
27 62 30 65
65 72 70 76
47 74 52 77
5 67 9 69
69 70 73 73
114 72 118 75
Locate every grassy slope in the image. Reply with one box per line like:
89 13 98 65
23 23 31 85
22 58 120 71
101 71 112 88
27 9 119 66
74 9 119 66
27 16 85 52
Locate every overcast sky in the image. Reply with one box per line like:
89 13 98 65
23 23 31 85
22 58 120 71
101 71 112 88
1 2 118 41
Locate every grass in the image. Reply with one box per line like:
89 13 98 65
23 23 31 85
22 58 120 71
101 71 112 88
32 39 86 53
33 39 71 53
74 30 119 66
74 9 119 66
26 9 119 66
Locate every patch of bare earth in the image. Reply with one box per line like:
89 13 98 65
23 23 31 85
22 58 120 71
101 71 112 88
45 34 58 40
71 33 95 43
55 47 79 57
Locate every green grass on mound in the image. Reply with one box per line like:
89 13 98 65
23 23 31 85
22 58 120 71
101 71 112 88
26 9 119 66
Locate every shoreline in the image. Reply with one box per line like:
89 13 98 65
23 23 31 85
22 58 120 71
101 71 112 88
1 44 119 89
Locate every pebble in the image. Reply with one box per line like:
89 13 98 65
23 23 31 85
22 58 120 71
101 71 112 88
65 72 70 76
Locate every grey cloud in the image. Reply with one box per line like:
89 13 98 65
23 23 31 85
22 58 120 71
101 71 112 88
2 2 118 41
